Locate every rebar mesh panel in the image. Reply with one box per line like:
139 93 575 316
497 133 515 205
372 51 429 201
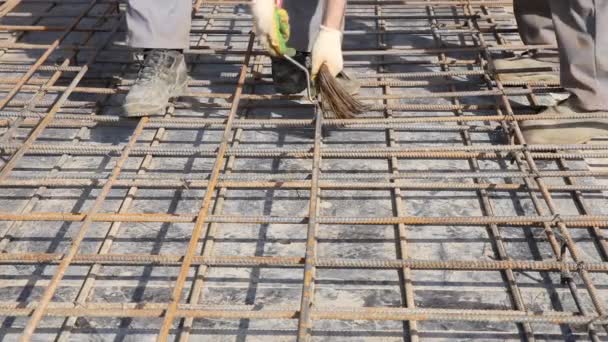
0 0 607 341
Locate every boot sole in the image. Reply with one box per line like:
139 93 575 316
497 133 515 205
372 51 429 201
121 79 189 118
496 72 560 84
521 122 608 145
491 58 559 84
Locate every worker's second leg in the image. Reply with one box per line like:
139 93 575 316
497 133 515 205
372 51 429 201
493 0 559 83
283 0 326 53
268 0 325 94
520 0 608 144
271 0 357 96
122 0 191 117
513 0 556 46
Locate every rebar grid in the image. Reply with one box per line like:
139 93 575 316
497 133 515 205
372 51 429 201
0 0 607 341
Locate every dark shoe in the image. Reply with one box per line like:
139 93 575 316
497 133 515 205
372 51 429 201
271 51 308 95
519 99 608 144
122 49 188 117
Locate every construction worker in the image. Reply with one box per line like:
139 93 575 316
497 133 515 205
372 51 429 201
122 0 355 117
495 0 608 144
252 0 357 95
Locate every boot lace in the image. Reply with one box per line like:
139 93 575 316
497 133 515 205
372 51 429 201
135 50 171 84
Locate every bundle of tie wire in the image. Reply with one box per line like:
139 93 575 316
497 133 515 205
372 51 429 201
316 65 367 119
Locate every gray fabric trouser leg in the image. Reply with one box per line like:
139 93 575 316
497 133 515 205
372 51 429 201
514 0 608 110
282 0 326 52
549 0 608 111
126 0 191 50
513 0 556 45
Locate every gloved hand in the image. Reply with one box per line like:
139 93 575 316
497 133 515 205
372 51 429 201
311 25 344 79
251 0 295 56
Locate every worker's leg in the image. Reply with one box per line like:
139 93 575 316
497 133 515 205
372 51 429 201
493 0 559 83
272 0 356 95
282 0 325 52
513 0 556 46
126 0 191 49
549 0 608 111
270 0 325 94
122 0 191 117
519 0 608 144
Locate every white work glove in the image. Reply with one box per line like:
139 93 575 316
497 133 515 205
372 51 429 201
251 0 293 56
251 0 274 41
311 25 344 79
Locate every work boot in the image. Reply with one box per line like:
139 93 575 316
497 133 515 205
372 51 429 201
491 51 559 84
519 99 608 144
271 51 309 95
122 49 188 117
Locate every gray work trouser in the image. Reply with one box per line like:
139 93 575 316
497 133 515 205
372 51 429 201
126 0 191 49
514 0 608 111
282 0 326 52
125 0 324 51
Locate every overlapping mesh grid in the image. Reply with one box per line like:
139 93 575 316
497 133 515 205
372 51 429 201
0 0 608 340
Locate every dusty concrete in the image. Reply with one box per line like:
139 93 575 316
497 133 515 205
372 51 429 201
0 1 607 341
